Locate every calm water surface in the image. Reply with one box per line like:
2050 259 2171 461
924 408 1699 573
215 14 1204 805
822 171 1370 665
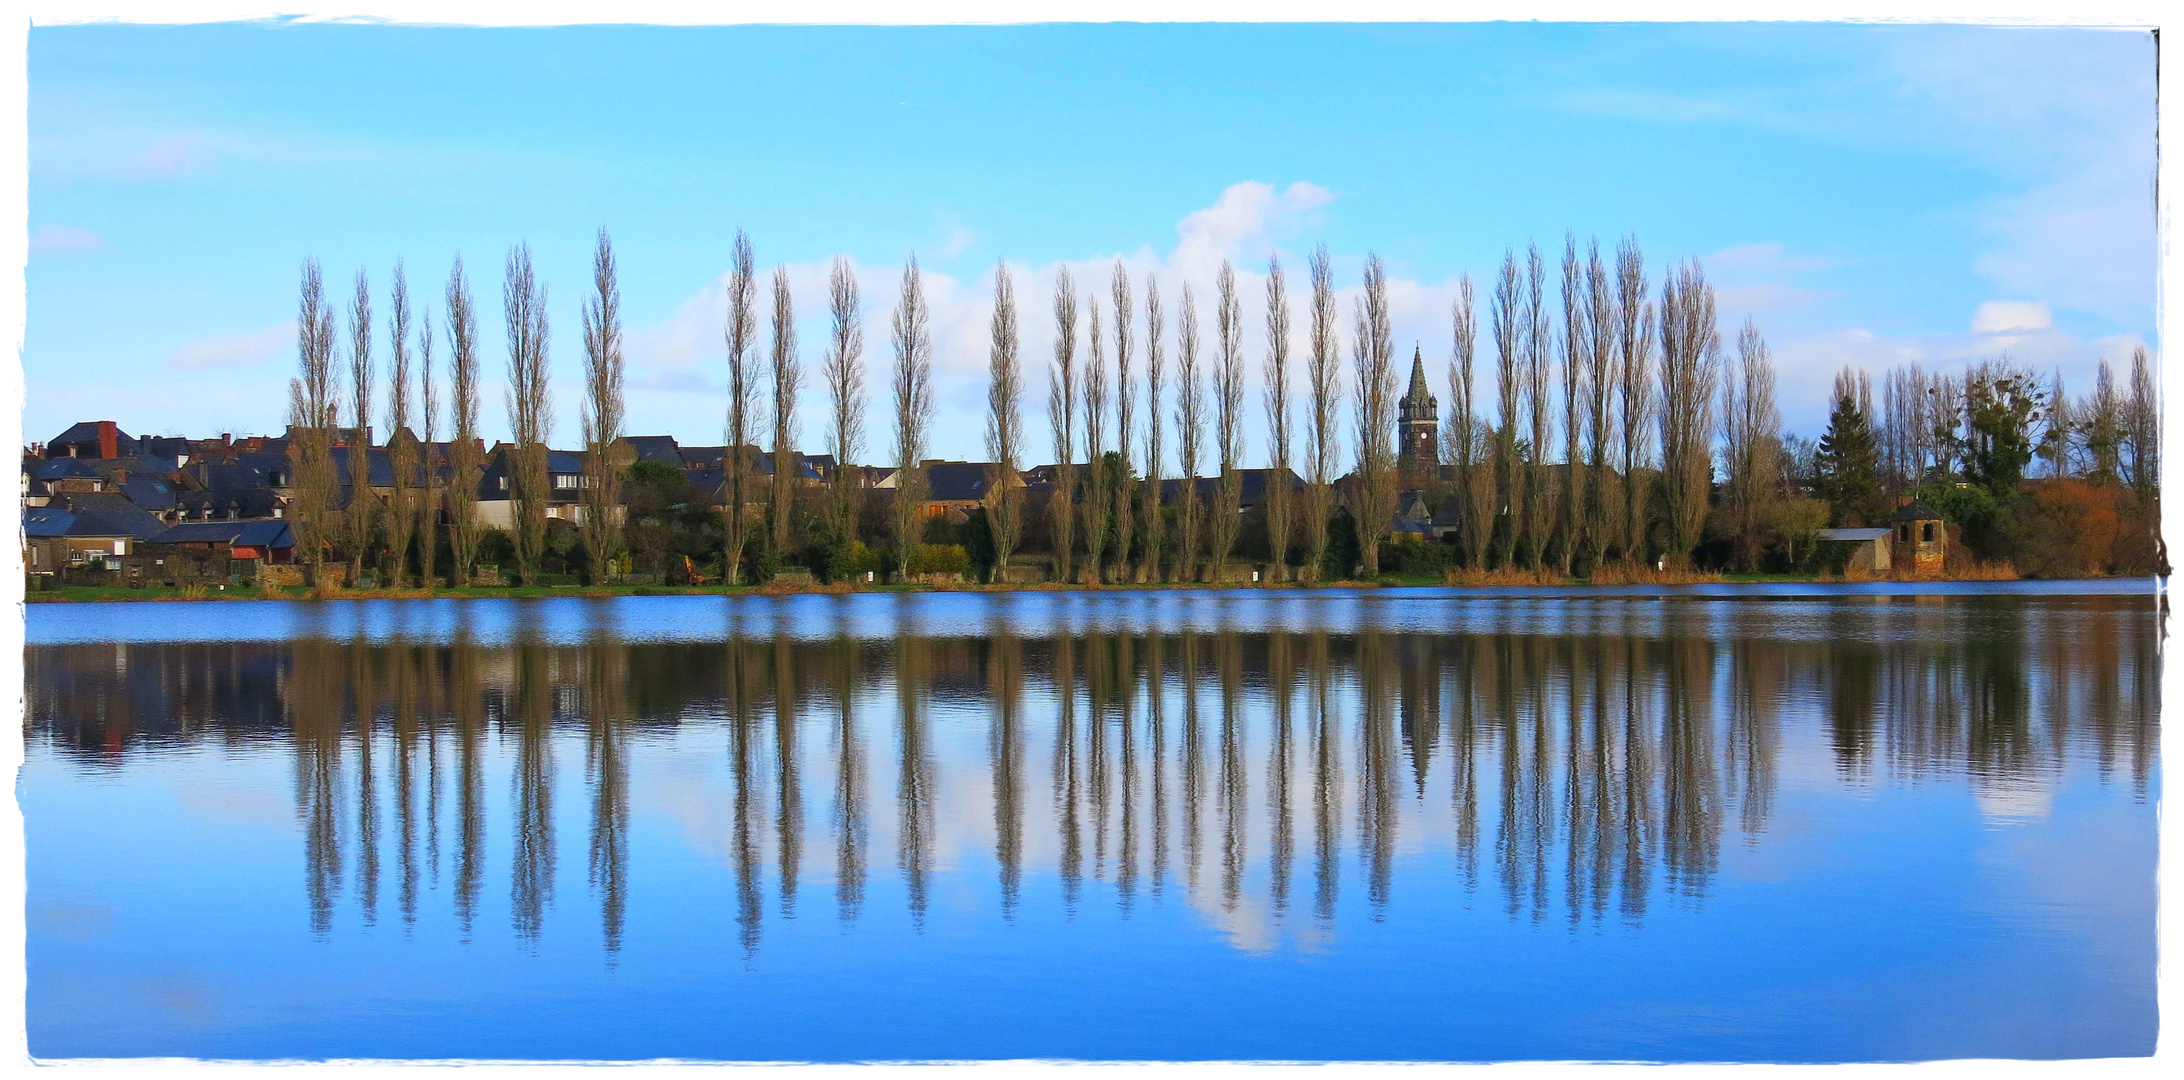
22 584 2162 1061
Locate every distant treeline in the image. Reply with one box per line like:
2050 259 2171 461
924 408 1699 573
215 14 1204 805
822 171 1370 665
283 230 2162 587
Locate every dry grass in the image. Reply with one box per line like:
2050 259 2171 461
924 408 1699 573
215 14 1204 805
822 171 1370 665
1440 566 1572 587
177 583 208 601
1947 559 2020 581
1582 563 1725 586
308 578 347 601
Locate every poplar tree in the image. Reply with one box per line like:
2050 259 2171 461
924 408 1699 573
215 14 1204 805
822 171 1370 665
1615 237 1655 564
1656 258 1720 567
986 261 1024 581
889 256 935 578
1110 262 1136 581
1082 294 1111 582
1263 254 1294 582
1491 249 1524 569
1349 253 1396 577
823 258 865 537
347 268 376 585
1141 275 1166 581
444 259 482 586
1445 275 1489 570
1582 239 1620 565
1174 283 1205 582
1209 260 1245 577
386 261 415 588
723 231 759 583
1304 244 1341 580
580 229 627 581
1720 318 1779 571
417 306 440 588
1048 268 1079 583
769 265 802 557
503 244 552 585
288 259 338 585
1521 243 1550 571
1557 234 1585 575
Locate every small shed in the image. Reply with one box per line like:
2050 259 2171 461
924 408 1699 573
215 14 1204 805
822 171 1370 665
1892 500 1947 577
1817 526 1893 573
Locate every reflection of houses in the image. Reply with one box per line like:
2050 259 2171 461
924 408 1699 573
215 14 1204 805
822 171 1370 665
1817 526 1892 573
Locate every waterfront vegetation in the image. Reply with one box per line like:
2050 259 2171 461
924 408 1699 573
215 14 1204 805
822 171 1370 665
256 230 2161 594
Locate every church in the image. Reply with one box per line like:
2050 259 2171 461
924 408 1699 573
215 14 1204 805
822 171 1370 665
1397 345 1438 482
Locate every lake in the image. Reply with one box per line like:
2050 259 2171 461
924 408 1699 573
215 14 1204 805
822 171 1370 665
20 583 2161 1061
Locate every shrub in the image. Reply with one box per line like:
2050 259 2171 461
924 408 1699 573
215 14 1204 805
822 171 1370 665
2005 480 2121 579
907 543 971 577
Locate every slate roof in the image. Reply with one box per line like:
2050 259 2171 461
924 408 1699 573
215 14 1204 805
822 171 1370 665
923 462 1004 503
1817 527 1892 542
151 520 294 548
1894 499 1943 522
49 421 127 450
40 492 167 540
1157 468 1305 510
621 435 685 468
119 476 179 512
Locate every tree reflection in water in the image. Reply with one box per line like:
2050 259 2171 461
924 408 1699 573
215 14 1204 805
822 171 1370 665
23 593 2160 959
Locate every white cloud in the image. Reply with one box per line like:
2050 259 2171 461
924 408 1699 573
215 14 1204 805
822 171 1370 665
164 321 293 373
29 224 102 255
1171 181 1334 278
1971 300 2052 334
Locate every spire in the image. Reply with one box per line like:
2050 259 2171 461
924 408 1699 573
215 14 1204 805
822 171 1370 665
1405 344 1429 402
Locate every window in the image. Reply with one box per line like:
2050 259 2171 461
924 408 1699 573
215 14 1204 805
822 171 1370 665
1923 522 1937 544
498 476 509 491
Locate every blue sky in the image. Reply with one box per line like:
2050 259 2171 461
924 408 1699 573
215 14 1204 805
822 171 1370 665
25 21 2157 466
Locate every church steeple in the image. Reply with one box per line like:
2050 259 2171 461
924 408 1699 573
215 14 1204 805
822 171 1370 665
1397 344 1438 480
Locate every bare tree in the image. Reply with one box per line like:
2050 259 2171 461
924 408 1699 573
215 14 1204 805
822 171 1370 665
1491 249 1523 569
1582 239 1620 567
1210 259 1246 577
769 265 802 557
346 268 376 585
1048 268 1079 583
1656 258 1720 568
1521 243 1551 571
986 261 1024 582
288 258 339 585
1304 244 1341 580
1174 283 1205 582
581 228 627 582
890 255 935 579
1720 318 1779 571
1141 275 1166 582
1444 275 1490 570
2126 345 2159 499
823 257 865 537
417 306 440 588
445 258 482 586
503 244 553 585
723 230 760 583
1349 253 1396 576
1616 236 1655 564
1556 234 1584 576
1083 293 1110 582
1110 261 1137 581
1263 254 1294 582
2082 358 2125 485
2042 368 2074 480
385 261 415 588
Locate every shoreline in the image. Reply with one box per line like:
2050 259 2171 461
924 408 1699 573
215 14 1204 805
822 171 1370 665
19 573 2158 604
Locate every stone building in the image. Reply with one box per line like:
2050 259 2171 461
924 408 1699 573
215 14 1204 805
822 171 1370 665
1397 345 1438 482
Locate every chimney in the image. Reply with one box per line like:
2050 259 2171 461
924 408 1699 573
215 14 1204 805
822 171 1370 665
97 421 118 460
